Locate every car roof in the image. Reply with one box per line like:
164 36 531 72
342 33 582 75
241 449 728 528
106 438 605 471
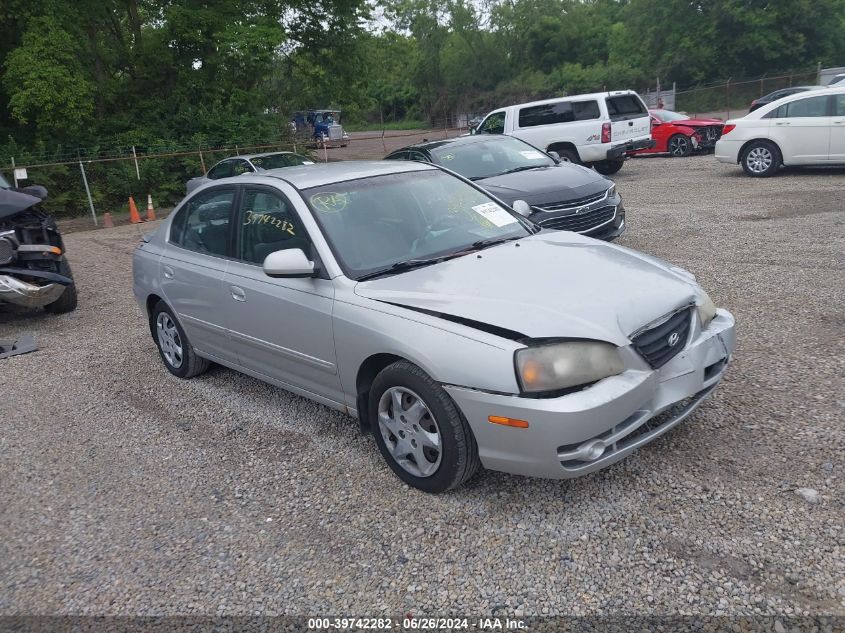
226 151 302 161
500 90 640 111
743 85 845 119
258 160 437 189
392 134 524 154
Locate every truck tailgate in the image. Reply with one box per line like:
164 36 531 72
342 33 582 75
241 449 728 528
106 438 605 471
611 116 651 142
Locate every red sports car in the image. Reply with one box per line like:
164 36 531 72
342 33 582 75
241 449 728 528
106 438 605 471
631 110 724 157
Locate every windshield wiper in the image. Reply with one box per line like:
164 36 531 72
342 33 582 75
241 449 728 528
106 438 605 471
497 165 545 176
356 256 448 282
468 236 522 250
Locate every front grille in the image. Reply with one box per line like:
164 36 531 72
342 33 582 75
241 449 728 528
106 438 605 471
0 237 15 265
538 206 615 233
631 307 693 369
535 190 607 213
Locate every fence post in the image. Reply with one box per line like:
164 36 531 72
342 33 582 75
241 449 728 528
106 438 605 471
131 145 141 180
198 148 206 173
79 161 97 227
725 78 731 119
10 157 17 187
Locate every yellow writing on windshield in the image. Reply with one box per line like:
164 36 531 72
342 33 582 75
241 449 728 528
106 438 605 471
311 192 349 213
243 210 295 236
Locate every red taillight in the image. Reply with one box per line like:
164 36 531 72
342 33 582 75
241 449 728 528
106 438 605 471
601 122 611 144
722 124 736 136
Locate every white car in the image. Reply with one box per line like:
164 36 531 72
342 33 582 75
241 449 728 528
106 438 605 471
473 91 654 175
715 86 845 176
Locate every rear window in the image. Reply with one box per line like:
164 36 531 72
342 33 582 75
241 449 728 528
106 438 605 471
518 100 600 128
606 95 647 120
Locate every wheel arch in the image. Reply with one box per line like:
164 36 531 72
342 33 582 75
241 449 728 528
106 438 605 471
355 353 406 431
546 141 580 158
737 137 782 165
145 293 166 340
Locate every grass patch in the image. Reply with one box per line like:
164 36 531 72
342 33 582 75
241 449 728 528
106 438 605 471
344 120 430 132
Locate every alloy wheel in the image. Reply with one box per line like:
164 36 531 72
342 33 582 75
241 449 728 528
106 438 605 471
156 312 183 368
377 387 442 478
669 136 690 157
746 147 773 174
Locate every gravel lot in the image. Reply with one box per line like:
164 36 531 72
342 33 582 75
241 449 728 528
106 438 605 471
1 154 843 621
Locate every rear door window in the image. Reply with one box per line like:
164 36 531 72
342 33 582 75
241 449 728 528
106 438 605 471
606 95 648 121
518 100 599 128
170 187 236 257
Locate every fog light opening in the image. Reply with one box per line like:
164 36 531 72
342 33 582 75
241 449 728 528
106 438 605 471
583 440 606 460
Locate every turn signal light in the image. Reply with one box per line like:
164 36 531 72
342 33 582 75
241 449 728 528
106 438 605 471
721 124 736 136
488 415 529 429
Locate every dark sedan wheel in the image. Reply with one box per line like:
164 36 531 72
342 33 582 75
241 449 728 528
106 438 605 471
152 301 210 378
668 134 693 157
369 360 480 493
741 140 781 177
594 160 624 175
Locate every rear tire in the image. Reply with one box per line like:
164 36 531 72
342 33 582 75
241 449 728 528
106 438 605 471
594 160 625 175
369 360 480 493
151 301 209 379
555 148 582 164
741 140 781 177
43 259 78 314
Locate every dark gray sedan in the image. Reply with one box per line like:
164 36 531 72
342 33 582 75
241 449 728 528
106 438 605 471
385 135 625 240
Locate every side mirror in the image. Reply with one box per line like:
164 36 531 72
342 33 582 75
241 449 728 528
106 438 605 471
547 151 561 162
512 200 531 217
263 248 315 278
20 185 48 200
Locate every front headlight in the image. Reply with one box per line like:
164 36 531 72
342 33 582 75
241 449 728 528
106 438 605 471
515 341 625 394
696 289 717 328
606 183 617 198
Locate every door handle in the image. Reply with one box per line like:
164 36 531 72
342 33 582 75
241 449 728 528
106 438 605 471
775 122 791 126
163 265 175 279
230 286 246 302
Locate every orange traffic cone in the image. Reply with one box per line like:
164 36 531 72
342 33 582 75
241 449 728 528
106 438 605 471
102 212 114 228
146 194 157 221
128 196 142 223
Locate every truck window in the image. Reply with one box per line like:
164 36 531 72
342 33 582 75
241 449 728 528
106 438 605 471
518 100 599 128
477 112 506 134
606 95 647 121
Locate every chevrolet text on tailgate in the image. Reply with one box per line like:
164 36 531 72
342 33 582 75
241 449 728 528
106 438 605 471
474 90 654 176
133 161 735 493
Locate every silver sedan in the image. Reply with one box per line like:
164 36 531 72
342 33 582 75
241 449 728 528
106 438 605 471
133 161 736 493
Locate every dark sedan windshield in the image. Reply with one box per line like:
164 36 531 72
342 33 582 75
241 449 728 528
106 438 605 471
251 153 314 170
653 110 690 123
304 170 532 280
430 137 554 181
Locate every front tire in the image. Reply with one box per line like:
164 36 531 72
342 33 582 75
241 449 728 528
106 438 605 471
151 301 209 379
668 134 693 157
556 148 582 164
369 360 480 493
594 159 624 175
741 140 781 177
43 259 78 314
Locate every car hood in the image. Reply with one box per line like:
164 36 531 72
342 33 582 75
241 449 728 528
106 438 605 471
355 232 699 346
475 164 608 205
0 188 41 220
674 118 723 127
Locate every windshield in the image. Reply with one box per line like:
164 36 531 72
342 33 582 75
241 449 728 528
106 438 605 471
653 110 690 123
251 153 314 170
430 137 554 181
304 170 532 280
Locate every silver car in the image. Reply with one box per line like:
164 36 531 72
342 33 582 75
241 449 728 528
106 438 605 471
133 161 736 493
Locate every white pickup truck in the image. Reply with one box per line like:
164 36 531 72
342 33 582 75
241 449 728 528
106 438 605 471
473 91 654 175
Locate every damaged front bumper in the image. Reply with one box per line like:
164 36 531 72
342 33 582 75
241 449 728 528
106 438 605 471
0 274 66 307
444 309 736 479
